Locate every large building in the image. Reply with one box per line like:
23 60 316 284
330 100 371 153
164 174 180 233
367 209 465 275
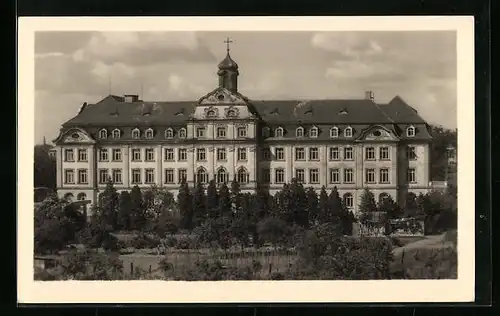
53 44 433 213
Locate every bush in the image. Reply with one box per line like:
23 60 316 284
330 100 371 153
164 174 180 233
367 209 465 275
59 250 124 280
175 236 197 249
396 247 457 279
130 233 161 249
163 236 178 248
172 259 263 281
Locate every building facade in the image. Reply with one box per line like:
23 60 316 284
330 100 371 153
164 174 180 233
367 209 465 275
53 48 433 214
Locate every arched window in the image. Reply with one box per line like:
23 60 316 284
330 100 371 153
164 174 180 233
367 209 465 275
379 192 390 203
145 128 154 139
196 167 208 184
407 125 416 137
216 167 228 184
99 129 108 139
343 193 353 208
275 127 284 138
178 128 186 138
165 128 174 139
112 129 121 139
296 127 304 138
344 126 353 138
77 192 87 201
132 128 140 139
63 192 74 202
310 126 318 138
330 127 339 138
237 167 249 184
262 126 270 137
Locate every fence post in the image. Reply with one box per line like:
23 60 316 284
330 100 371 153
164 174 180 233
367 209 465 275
268 263 272 275
130 262 134 276
149 265 152 274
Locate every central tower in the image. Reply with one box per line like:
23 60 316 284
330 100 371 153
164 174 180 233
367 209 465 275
217 37 239 92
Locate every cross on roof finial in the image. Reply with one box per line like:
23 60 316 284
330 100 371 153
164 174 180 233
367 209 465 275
224 37 233 52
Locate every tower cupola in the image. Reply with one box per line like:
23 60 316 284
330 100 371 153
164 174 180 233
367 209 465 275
217 37 239 92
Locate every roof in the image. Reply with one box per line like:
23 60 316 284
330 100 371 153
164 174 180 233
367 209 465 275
218 52 239 70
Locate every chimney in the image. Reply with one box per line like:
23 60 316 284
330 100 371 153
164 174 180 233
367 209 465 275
365 90 374 101
124 94 139 103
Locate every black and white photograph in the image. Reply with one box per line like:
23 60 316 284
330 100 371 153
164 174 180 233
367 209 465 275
19 17 474 303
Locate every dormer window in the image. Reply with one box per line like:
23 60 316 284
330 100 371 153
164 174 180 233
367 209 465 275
330 127 339 138
339 108 348 115
145 128 154 139
112 129 121 139
407 126 416 137
344 126 353 138
99 129 108 139
132 128 140 139
296 127 304 138
310 126 318 138
178 128 186 138
275 127 284 138
262 126 270 137
165 128 174 139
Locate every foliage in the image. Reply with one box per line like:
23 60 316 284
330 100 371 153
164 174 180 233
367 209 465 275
417 190 457 234
192 182 207 227
59 250 123 280
177 179 194 230
166 259 263 281
256 217 289 247
98 180 119 229
393 247 458 279
34 144 56 189
129 185 146 230
358 188 377 215
129 233 161 249
117 191 132 230
429 125 457 181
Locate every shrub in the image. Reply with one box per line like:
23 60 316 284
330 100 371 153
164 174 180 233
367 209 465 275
399 247 458 279
59 250 124 280
130 233 161 249
163 236 178 248
172 259 263 281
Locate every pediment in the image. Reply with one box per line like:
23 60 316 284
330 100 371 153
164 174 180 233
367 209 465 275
358 125 399 141
198 87 248 105
55 128 95 144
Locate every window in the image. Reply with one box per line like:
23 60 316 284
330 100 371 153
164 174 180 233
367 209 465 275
275 168 285 184
365 168 375 183
330 127 339 138
178 148 187 161
407 146 417 160
145 148 155 162
217 148 226 161
197 148 206 161
64 169 75 184
275 127 284 138
165 128 174 139
164 148 174 161
343 193 354 208
365 147 375 160
131 148 141 161
379 147 390 160
329 168 340 184
78 169 87 184
344 147 353 160
262 168 271 184
112 169 122 184
344 168 354 183
77 149 87 162
99 129 107 139
344 126 353 138
178 169 187 183
309 147 319 161
275 148 285 160
112 129 121 139
99 149 108 162
296 127 304 138
145 128 154 139
407 168 416 183
380 168 390 184
295 148 305 161
216 168 228 184
309 168 319 184
238 148 247 161
310 127 318 138
132 169 141 184
178 128 186 138
329 147 339 160
112 148 122 161
145 169 155 184
196 127 206 138
237 127 247 138
64 149 74 162
262 148 271 160
295 169 305 183
196 167 208 184
262 127 270 137
132 128 140 139
99 169 109 184
407 126 416 137
217 127 226 138
164 169 174 184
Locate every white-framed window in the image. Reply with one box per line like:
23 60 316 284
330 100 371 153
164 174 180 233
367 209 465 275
145 128 154 139
295 168 305 183
329 147 339 160
344 147 353 160
178 148 187 161
178 169 187 183
329 168 340 184
64 149 74 162
344 168 354 183
217 127 227 138
295 147 305 161
365 147 376 160
407 126 416 137
196 127 206 138
216 168 228 184
262 168 271 184
112 169 122 184
99 169 109 184
145 169 155 184
379 168 390 184
237 126 247 138
275 168 285 184
344 126 353 138
196 148 206 161
64 169 75 184
407 168 416 183
237 167 249 184
164 169 175 184
77 169 87 184
379 147 390 160
343 193 354 208
112 129 121 139
145 148 155 162
275 147 285 160
99 148 108 162
309 168 319 184
164 148 174 161
99 129 108 139
132 128 140 139
407 146 417 160
217 148 226 161
309 147 319 160
238 148 247 161
112 148 122 161
262 126 270 137
365 168 376 183
131 148 141 161
131 168 141 184
309 126 318 138
77 149 87 162
178 128 186 138
262 148 271 160
196 167 208 184
275 127 284 138
296 127 304 138
330 127 339 138
165 128 174 139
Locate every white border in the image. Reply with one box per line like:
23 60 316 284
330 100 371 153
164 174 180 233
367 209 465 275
18 16 475 303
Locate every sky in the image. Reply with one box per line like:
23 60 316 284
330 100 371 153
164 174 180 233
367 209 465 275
34 31 456 144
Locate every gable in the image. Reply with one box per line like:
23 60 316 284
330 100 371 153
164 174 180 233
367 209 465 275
54 128 95 145
357 125 399 141
198 87 248 105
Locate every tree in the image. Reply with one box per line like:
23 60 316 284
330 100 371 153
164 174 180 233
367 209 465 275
358 188 377 224
206 179 219 220
218 182 232 221
98 179 119 229
429 125 457 181
288 180 309 227
117 191 132 230
178 179 193 230
306 187 319 226
377 195 400 235
129 185 145 230
230 176 242 215
256 217 289 248
192 182 207 227
34 144 56 189
328 187 343 222
318 186 329 224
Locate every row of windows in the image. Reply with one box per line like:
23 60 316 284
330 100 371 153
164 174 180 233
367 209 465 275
263 146 392 161
263 126 417 138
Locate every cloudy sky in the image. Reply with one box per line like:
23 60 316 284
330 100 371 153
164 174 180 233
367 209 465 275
35 31 456 144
